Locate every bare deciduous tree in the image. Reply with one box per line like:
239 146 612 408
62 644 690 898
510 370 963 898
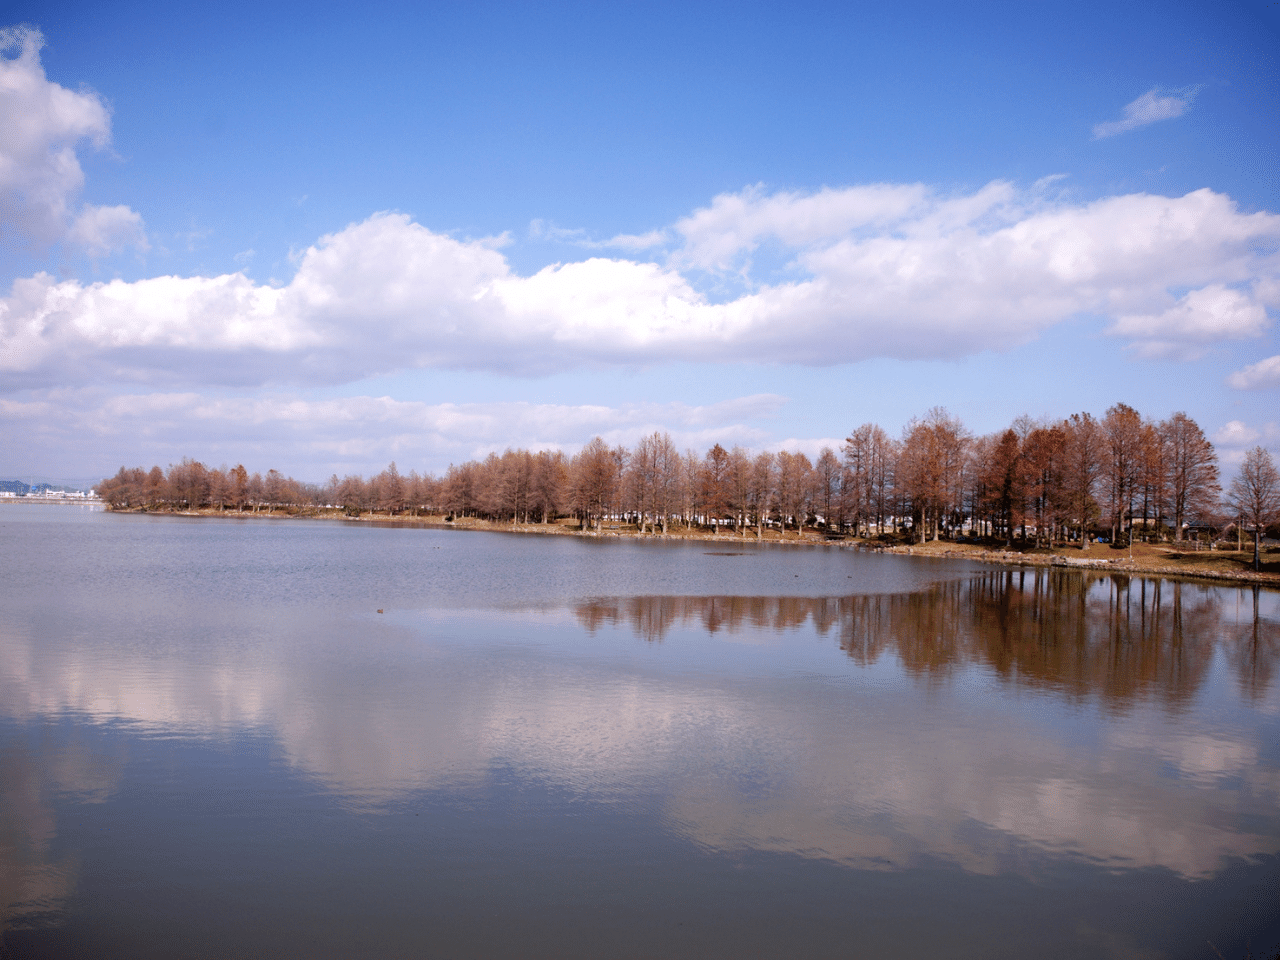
900 408 968 542
727 446 753 536
1102 403 1144 544
650 432 679 534
814 447 842 532
701 444 732 530
573 436 619 533
1161 412 1220 541
1062 412 1103 546
1022 424 1067 546
750 451 775 539
627 433 659 533
983 429 1023 547
775 451 813 537
533 449 569 524
1228 446 1280 571
843 424 874 535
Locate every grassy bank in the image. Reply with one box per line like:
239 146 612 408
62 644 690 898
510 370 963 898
102 504 1280 588
882 537 1280 587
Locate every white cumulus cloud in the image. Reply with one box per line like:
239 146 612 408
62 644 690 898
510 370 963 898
67 203 148 257
673 182 931 272
1093 87 1197 139
1 184 1277 390
0 26 146 254
1212 418 1280 466
1109 284 1270 359
1227 354 1280 390
1215 420 1262 446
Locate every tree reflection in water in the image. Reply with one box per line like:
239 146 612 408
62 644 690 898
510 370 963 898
575 571 1280 707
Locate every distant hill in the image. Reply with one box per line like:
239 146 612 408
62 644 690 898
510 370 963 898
0 480 31 495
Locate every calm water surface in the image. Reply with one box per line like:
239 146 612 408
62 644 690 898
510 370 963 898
2 505 1278 958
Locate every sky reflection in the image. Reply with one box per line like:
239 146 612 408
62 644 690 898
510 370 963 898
3 509 1280 956
2 570 1277 890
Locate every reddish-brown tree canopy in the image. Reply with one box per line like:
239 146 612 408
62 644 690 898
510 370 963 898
98 405 1246 548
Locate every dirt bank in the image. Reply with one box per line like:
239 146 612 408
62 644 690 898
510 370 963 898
104 505 1280 589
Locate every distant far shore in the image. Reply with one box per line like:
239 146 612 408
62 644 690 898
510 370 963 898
87 503 1280 589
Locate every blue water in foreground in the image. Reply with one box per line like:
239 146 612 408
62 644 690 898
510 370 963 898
1 504 1278 959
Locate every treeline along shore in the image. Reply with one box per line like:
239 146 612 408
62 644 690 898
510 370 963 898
97 403 1280 581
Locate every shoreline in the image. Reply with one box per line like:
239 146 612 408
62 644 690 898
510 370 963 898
86 504 1280 589
879 539 1280 588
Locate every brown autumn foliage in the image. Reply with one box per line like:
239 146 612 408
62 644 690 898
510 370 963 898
98 405 1258 547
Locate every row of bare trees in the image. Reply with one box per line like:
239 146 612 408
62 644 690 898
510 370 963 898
97 403 1278 554
882 404 1228 548
98 460 313 513
433 439 831 536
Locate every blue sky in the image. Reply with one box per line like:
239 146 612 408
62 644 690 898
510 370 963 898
2 0 1278 483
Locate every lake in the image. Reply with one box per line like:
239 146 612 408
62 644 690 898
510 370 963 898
1 504 1278 959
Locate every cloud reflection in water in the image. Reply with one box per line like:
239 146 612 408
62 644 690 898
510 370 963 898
2 570 1277 888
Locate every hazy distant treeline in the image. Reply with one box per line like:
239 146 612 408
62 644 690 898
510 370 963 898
98 403 1278 547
